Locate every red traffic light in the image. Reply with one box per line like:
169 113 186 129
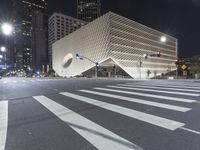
157 51 161 57
175 59 181 65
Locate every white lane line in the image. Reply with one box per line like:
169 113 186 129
119 84 200 93
33 96 143 150
79 90 191 112
94 88 196 103
107 86 200 97
180 127 200 135
0 101 8 150
150 82 200 87
60 92 185 131
126 83 200 89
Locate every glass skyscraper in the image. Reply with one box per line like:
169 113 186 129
12 0 48 70
77 0 101 22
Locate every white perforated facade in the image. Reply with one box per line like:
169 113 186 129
53 12 177 79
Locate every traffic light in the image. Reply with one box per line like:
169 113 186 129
175 59 181 65
157 51 161 57
96 62 100 70
76 54 79 59
143 54 148 59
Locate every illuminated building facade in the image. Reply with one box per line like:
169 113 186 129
77 0 101 22
53 12 178 79
12 0 48 70
48 12 86 66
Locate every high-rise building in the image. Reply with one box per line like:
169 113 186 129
77 0 101 22
31 10 48 71
48 12 86 66
12 0 48 70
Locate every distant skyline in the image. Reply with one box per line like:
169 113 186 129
1 0 200 58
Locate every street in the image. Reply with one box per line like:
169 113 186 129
0 77 200 150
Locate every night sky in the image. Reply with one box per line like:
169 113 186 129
1 0 200 58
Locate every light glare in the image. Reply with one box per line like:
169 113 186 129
1 46 6 52
160 36 167 42
1 23 13 36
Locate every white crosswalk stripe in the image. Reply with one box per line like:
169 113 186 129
60 92 185 131
119 84 200 92
79 90 191 112
33 96 143 150
107 85 200 97
94 87 196 103
126 82 200 89
0 101 8 150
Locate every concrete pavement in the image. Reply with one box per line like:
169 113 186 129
0 77 200 150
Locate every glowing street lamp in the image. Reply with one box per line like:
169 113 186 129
0 55 3 59
1 23 13 36
1 46 6 52
160 36 167 43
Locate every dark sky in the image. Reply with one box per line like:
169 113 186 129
1 0 200 58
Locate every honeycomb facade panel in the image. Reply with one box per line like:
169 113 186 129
53 12 177 79
53 13 111 77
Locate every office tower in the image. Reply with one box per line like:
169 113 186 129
48 12 86 66
12 0 48 70
77 0 101 22
31 10 48 71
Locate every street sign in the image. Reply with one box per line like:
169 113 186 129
181 64 187 70
183 71 187 76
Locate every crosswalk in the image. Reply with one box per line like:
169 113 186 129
0 101 8 150
1 80 200 150
0 78 65 84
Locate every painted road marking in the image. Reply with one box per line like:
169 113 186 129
126 83 200 89
94 88 196 103
119 84 200 93
60 92 185 131
0 101 8 150
33 96 143 150
79 90 191 112
180 127 200 135
107 85 200 97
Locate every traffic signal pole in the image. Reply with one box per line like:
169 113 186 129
76 54 99 78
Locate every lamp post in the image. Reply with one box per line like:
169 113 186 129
76 54 99 78
0 23 13 70
137 36 166 80
160 36 167 43
0 46 7 69
1 23 13 36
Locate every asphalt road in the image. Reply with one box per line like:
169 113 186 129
0 77 200 150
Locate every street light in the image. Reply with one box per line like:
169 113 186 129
1 46 6 52
76 53 99 78
1 23 13 36
0 55 3 59
160 36 167 43
0 46 7 69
